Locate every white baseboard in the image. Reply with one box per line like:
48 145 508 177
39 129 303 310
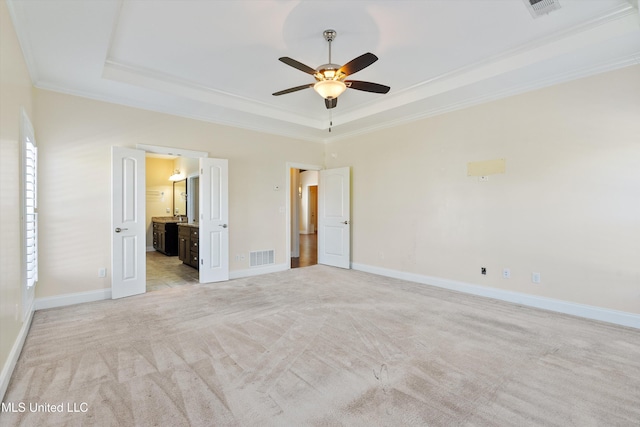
230 263 288 280
146 246 155 252
0 304 34 402
35 288 112 311
351 263 640 329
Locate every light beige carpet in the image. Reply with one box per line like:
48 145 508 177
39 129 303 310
2 265 640 426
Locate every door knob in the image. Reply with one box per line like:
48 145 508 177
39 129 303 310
342 221 349 225
219 224 228 228
115 227 128 233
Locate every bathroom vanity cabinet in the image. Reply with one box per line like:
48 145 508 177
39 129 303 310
178 224 199 269
152 220 179 256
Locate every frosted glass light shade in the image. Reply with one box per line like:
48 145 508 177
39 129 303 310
313 80 346 99
169 170 184 181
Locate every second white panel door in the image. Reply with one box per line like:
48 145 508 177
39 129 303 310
318 167 350 269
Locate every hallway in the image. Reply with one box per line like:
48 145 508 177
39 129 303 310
291 233 317 268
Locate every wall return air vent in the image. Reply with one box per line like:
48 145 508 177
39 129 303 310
250 250 275 267
524 0 561 18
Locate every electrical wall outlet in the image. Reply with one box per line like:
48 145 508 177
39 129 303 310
481 267 487 275
502 268 511 279
532 272 541 284
98 268 107 278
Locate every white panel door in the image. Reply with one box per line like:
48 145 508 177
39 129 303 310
318 167 351 269
111 146 146 299
199 157 229 283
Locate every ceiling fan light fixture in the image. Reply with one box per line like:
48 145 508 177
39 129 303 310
274 29 389 109
314 80 346 99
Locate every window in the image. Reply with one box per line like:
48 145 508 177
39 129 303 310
21 108 37 319
24 136 37 288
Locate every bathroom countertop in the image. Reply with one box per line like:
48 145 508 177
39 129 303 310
177 222 199 228
151 216 186 224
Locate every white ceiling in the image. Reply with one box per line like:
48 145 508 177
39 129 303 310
7 0 640 143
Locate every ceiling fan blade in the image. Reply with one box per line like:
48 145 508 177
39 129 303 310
338 52 378 76
345 80 390 94
272 84 314 96
325 98 338 109
278 57 317 75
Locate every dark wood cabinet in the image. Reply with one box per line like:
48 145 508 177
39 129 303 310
190 227 199 269
178 225 199 269
153 221 178 256
178 229 189 262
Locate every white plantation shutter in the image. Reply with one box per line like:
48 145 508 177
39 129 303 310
25 138 37 288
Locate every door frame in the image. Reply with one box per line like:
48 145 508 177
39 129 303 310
136 144 208 160
187 172 199 224
285 162 322 269
308 185 318 234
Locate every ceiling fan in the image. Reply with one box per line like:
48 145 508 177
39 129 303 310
272 29 390 109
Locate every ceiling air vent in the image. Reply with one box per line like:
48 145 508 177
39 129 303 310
523 0 561 18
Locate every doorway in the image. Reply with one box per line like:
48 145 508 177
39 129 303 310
292 173 318 268
112 144 229 299
145 154 199 291
286 164 351 270
287 164 321 269
309 185 318 233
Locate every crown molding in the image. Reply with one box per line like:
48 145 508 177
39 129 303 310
33 81 325 144
331 5 640 128
323 53 640 143
102 60 325 130
12 0 640 145
35 49 640 147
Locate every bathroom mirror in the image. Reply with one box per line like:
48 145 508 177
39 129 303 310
188 175 199 223
173 179 187 216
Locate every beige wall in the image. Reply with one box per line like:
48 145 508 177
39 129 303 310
0 0 34 392
33 89 324 299
326 65 640 314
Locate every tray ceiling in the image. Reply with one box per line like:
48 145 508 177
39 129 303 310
7 0 640 142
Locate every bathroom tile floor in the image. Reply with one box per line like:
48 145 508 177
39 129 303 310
146 250 199 292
